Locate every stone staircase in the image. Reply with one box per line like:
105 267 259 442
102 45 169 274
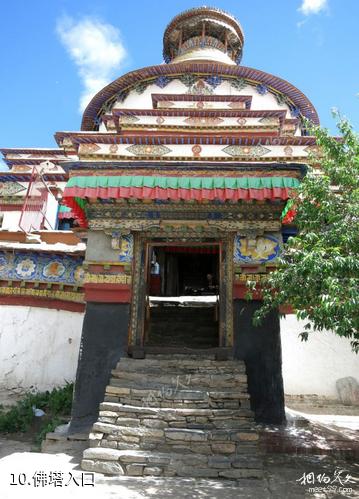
147 304 218 348
81 354 263 479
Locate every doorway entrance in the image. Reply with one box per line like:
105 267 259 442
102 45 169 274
128 233 234 354
145 244 220 349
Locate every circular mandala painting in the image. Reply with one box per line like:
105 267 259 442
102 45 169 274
74 266 85 284
15 257 37 279
0 252 8 276
43 260 66 280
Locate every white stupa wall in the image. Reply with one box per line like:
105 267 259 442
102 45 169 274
112 79 294 119
0 305 84 405
281 315 359 399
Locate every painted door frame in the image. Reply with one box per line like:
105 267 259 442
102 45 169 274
128 232 234 349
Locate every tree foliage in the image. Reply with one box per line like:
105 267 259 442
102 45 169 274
254 113 359 352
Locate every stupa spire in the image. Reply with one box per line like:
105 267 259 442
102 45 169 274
163 6 244 65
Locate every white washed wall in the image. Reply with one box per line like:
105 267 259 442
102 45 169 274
0 305 84 405
281 315 359 398
114 79 293 118
2 305 355 405
1 211 22 230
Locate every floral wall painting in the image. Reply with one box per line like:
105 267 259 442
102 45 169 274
14 256 37 279
0 251 84 284
234 233 282 264
118 234 134 263
42 260 66 280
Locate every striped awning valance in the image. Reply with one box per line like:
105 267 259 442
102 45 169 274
63 175 299 228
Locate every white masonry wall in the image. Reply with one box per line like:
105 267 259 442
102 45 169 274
1 211 22 230
280 315 359 400
1 304 357 406
0 305 84 405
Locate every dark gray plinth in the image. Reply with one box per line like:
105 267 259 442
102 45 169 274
233 300 286 424
69 302 130 432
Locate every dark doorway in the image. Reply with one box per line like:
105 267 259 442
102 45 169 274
145 245 220 349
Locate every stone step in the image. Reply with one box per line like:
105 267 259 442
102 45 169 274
99 401 254 418
149 322 217 328
41 432 88 455
109 379 248 392
103 387 251 410
118 356 245 365
148 339 217 345
145 353 218 360
149 312 216 319
99 402 255 419
81 355 260 479
116 358 246 372
110 371 247 388
148 333 217 342
90 424 259 454
96 418 254 433
112 367 246 377
82 448 263 478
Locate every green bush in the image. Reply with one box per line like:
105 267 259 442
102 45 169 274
0 382 73 434
46 382 73 415
35 417 63 446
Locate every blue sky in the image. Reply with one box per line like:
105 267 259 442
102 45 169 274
0 0 358 169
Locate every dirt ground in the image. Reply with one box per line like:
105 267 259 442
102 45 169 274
0 408 358 498
0 433 358 498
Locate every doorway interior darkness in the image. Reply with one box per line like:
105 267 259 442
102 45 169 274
145 244 220 349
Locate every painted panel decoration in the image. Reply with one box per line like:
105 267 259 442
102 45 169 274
111 233 134 263
222 145 271 157
189 101 213 109
256 84 268 95
157 101 175 108
186 80 214 95
118 115 140 124
178 36 226 58
234 233 282 264
78 143 101 155
119 234 133 263
290 106 301 118
0 251 84 284
106 119 116 130
155 76 171 88
12 166 32 173
126 145 171 156
133 81 148 94
179 74 197 87
228 102 246 109
230 78 246 91
259 117 279 126
0 181 26 196
109 144 118 154
284 146 294 156
183 116 224 126
116 90 129 103
204 75 222 88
